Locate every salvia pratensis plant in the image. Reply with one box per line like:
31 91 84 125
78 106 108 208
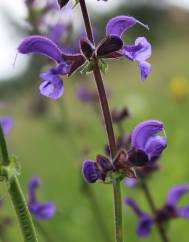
17 0 154 242
12 1 187 242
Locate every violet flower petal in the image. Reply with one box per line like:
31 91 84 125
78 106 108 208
177 206 189 220
18 35 62 63
139 61 151 81
106 16 149 38
39 72 64 99
30 202 56 220
131 120 165 152
123 37 152 80
137 215 154 237
167 184 189 207
144 135 167 160
124 37 151 62
50 62 71 75
0 116 13 136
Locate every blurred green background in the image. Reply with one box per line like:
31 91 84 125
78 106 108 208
0 1 189 242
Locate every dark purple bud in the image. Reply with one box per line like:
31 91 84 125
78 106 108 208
96 155 113 172
62 53 86 76
82 160 101 183
80 38 94 59
128 148 149 167
57 0 69 8
97 36 123 57
111 107 130 123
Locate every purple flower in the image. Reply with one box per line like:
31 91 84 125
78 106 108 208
125 197 154 237
0 116 13 136
106 16 151 80
125 184 189 238
166 184 189 220
131 120 167 163
28 177 56 220
18 35 85 99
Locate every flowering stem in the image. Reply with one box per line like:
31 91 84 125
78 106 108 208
140 179 169 242
79 1 123 242
0 125 38 242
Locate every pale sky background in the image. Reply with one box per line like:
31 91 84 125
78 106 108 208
0 0 189 80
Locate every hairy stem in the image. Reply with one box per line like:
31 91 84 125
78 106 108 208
141 179 169 242
79 1 123 242
8 178 38 242
112 180 123 242
0 125 38 242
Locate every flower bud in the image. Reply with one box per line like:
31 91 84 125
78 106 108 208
128 148 149 167
97 36 123 57
96 155 113 172
111 107 130 123
82 160 101 183
80 38 94 59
